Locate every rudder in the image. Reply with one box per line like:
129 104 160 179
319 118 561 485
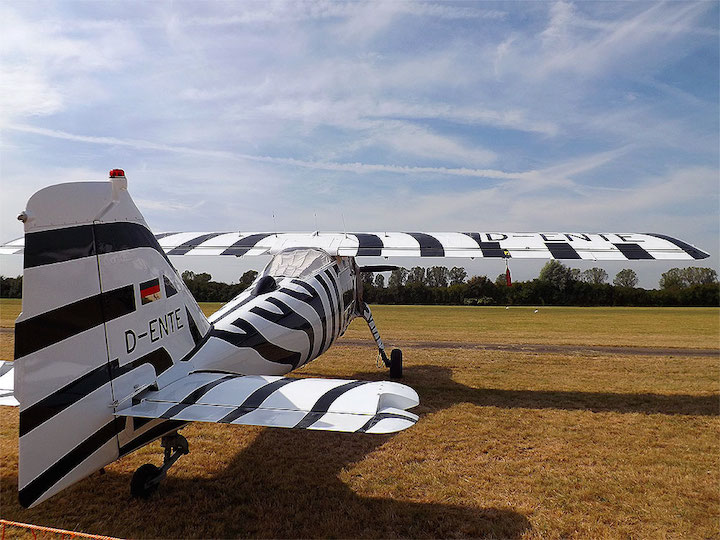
15 171 210 507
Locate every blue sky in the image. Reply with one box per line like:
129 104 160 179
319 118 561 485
1 1 718 287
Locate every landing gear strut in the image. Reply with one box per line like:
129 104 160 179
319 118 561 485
130 432 189 499
362 303 403 379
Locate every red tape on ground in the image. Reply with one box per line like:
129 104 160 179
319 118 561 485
0 519 123 540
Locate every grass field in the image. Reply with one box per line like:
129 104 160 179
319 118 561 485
0 299 718 538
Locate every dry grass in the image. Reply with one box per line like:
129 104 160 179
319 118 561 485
0 299 718 538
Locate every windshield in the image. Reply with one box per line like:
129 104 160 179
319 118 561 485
264 248 333 278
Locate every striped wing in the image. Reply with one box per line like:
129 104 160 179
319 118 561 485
115 372 419 434
1 231 708 260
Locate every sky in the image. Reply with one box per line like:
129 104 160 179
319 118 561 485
1 1 718 288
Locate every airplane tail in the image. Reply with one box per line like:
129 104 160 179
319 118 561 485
14 171 210 507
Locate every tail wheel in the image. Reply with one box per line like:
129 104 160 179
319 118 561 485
389 348 403 379
130 463 161 499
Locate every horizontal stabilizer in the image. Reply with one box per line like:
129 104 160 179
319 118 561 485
115 372 419 434
0 361 18 407
3 231 707 260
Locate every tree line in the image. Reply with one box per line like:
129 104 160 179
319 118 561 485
361 263 718 307
1 263 717 306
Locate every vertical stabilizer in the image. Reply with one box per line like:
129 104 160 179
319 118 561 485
15 171 210 507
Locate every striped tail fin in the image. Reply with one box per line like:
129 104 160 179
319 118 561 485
15 173 210 507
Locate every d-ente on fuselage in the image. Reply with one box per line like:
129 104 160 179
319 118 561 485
0 169 709 508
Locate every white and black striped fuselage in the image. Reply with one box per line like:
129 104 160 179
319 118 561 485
191 251 361 376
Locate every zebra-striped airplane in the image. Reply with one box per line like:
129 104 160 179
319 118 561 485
0 169 709 508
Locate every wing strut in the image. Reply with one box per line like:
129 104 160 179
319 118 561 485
361 303 403 378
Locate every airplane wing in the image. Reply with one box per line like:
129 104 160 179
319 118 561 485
115 372 419 434
0 231 709 260
0 361 18 406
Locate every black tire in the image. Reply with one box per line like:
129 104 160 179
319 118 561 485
130 463 161 499
389 348 403 379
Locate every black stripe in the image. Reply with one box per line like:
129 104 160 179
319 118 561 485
545 242 581 260
614 243 654 260
119 419 186 457
210 322 302 367
94 222 174 267
645 233 709 260
324 268 342 336
285 282 327 356
220 233 273 257
23 222 174 269
20 363 112 437
167 233 224 256
352 233 383 256
115 348 174 379
356 412 416 433
256 297 314 365
161 375 236 419
179 323 214 363
405 233 444 257
19 348 173 437
18 418 125 508
294 381 369 429
212 293 254 323
186 307 203 345
463 234 509 258
154 232 178 240
163 275 178 297
218 378 295 423
15 284 135 359
24 225 95 269
314 274 337 352
133 417 152 430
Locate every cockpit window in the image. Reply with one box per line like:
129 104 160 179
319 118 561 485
263 248 333 279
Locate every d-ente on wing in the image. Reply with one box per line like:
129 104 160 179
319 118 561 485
1 230 709 261
0 169 708 508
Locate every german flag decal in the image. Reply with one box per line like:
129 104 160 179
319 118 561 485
140 278 162 305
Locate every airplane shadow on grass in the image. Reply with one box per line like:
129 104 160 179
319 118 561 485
2 364 716 538
343 364 719 417
1 426 531 539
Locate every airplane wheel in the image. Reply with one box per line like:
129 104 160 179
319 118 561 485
389 348 403 379
131 463 161 499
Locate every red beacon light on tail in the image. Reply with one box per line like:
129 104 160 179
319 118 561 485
109 169 125 178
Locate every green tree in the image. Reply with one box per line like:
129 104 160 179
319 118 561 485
466 275 496 300
388 268 408 288
407 266 426 285
374 274 385 288
660 267 719 289
239 270 258 287
538 260 574 291
361 271 374 286
580 267 608 285
684 267 718 285
449 266 468 285
659 268 687 289
426 266 449 287
0 276 22 298
613 269 638 288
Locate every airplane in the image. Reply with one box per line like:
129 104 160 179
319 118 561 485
0 169 709 508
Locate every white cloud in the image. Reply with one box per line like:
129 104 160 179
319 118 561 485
4 124 515 178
